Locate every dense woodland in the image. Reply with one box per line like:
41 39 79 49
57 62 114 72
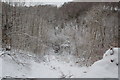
1 2 119 66
0 2 2 49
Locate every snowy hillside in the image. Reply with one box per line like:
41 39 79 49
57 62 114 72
0 47 119 78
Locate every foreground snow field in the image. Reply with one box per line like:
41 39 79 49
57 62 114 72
0 48 119 78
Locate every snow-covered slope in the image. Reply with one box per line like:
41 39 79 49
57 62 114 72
80 48 119 78
0 48 119 78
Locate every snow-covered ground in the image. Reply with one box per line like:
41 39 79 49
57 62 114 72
0 48 119 78
0 52 2 80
